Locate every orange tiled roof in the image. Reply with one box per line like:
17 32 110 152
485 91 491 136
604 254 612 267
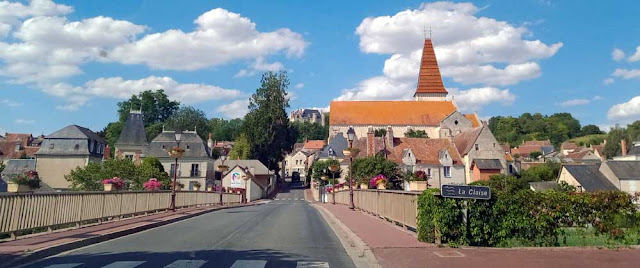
522 140 551 146
464 114 480 127
505 153 514 162
329 101 456 126
511 145 543 157
352 136 462 166
303 140 325 150
4 133 33 147
453 126 484 156
415 39 447 94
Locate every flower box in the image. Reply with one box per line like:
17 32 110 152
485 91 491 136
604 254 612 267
7 182 30 193
207 185 214 191
168 147 185 158
193 185 201 191
360 183 369 189
409 181 428 191
342 148 360 157
104 183 114 192
377 183 386 190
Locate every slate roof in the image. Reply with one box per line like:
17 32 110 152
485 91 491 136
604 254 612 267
605 161 640 180
529 181 559 192
116 111 148 146
452 126 484 155
472 159 502 170
627 145 640 156
292 143 304 153
0 159 55 192
147 131 210 158
317 133 349 159
214 159 270 175
415 39 448 94
296 109 321 118
563 164 618 191
36 125 104 156
329 101 456 126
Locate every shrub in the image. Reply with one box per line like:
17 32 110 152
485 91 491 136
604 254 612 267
417 189 466 246
9 171 41 189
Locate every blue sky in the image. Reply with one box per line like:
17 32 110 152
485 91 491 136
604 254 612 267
1 0 640 136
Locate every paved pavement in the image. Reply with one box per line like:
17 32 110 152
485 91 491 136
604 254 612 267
319 203 640 268
22 182 355 268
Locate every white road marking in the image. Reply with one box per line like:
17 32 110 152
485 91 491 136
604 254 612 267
297 262 330 268
102 261 146 268
275 198 280 200
433 251 465 257
164 260 207 268
43 264 83 268
230 260 267 268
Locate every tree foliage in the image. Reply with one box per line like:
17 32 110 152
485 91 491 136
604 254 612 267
581 124 604 135
604 127 630 159
65 158 170 191
489 112 582 147
164 106 209 139
351 156 401 189
228 133 252 160
117 90 179 125
209 118 243 141
310 159 341 184
374 128 387 137
405 129 428 138
241 71 297 172
291 121 327 142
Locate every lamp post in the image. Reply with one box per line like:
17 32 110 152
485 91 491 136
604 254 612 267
169 130 183 212
242 174 249 204
347 127 356 210
329 164 339 205
218 155 228 205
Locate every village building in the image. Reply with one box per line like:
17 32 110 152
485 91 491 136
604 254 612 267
599 160 640 196
329 39 480 140
0 159 54 192
557 164 619 192
453 125 508 183
613 140 640 161
290 108 325 126
0 133 40 161
114 109 148 160
35 125 107 190
560 142 579 155
216 159 276 201
146 130 215 191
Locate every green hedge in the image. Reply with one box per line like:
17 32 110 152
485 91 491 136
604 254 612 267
417 185 640 247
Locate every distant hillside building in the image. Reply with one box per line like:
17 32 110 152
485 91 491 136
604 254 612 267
290 108 325 126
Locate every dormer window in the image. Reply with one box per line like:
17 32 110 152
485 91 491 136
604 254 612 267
49 143 54 149
15 143 20 151
74 144 80 150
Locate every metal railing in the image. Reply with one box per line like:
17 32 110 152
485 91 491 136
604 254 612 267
332 189 420 229
0 191 241 238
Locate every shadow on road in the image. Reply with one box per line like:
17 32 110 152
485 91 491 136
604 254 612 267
30 249 312 268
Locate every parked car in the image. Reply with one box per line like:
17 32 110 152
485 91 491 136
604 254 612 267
291 171 300 182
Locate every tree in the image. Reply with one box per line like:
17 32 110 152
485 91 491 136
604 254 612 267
374 128 387 137
292 121 327 142
228 133 252 160
241 71 297 173
117 90 179 125
581 124 604 136
520 161 560 184
351 156 401 189
604 127 629 158
102 121 124 153
405 129 428 138
0 160 5 174
529 151 542 159
311 159 341 183
209 118 243 141
65 158 170 191
627 120 640 141
164 106 209 139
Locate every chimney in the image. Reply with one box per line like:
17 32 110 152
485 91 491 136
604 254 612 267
207 133 213 150
103 145 111 160
367 127 374 156
386 127 394 149
134 150 142 166
621 139 628 156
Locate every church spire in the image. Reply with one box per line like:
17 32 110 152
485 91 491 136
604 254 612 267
414 38 448 98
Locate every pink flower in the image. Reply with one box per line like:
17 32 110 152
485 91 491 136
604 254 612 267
143 179 162 191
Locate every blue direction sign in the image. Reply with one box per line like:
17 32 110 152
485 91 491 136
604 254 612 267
441 185 491 200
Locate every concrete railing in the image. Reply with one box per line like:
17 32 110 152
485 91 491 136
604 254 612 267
332 189 420 229
0 191 241 238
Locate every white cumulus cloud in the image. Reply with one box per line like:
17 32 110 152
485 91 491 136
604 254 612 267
1 99 23 107
612 68 640 79
15 118 35 124
448 87 515 112
603 78 614 85
338 1 561 104
628 46 640 62
612 48 625 61
295 83 304 89
560 99 590 107
217 99 250 119
608 96 640 122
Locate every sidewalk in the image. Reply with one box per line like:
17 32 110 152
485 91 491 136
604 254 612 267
0 203 253 268
318 203 640 268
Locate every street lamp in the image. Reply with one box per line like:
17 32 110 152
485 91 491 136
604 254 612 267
329 164 339 205
347 127 356 210
242 174 250 204
218 155 228 205
169 130 183 212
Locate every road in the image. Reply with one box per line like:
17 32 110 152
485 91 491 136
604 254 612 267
26 182 355 268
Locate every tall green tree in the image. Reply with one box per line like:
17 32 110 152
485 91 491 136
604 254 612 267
164 106 209 139
228 133 252 160
405 129 428 138
626 120 640 141
117 90 179 125
241 71 297 173
581 124 604 136
291 121 327 142
604 127 629 158
65 158 170 191
209 118 244 141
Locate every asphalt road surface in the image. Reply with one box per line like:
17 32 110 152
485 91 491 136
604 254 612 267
26 182 355 268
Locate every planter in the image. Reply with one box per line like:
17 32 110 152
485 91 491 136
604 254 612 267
193 186 201 191
228 188 233 193
409 181 428 191
168 151 185 158
342 149 351 157
7 182 31 193
342 149 360 158
175 185 182 191
329 164 340 172
207 186 214 191
377 183 386 190
103 183 114 192
360 183 369 189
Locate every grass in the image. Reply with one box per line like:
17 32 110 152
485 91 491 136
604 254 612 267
569 134 607 146
497 228 640 248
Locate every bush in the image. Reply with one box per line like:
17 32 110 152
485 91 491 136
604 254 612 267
417 189 467 246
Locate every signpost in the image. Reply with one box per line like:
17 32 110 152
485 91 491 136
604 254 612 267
441 184 491 200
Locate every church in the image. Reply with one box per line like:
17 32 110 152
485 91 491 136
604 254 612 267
329 39 480 140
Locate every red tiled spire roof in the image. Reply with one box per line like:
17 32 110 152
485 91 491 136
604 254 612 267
415 39 447 95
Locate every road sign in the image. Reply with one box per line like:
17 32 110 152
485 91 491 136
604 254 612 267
441 185 491 200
